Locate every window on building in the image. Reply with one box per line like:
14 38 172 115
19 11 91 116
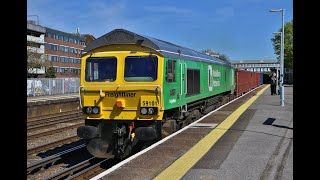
48 55 58 61
60 57 69 63
70 68 79 74
64 46 69 52
60 68 69 73
47 44 58 51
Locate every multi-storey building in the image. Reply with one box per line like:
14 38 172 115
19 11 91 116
27 20 46 77
83 34 96 46
44 27 86 78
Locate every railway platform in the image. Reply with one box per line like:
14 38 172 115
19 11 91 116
91 84 293 180
27 93 79 104
27 93 80 119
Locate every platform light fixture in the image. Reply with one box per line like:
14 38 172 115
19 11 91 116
269 8 285 106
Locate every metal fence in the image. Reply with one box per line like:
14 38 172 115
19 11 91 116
27 78 80 97
284 72 293 85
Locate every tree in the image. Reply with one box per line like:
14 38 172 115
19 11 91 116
202 49 219 56
201 49 230 62
271 20 293 69
218 54 230 62
27 41 50 77
45 67 56 78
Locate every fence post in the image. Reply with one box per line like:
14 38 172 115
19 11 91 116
74 79 76 93
62 78 65 94
49 78 52 95
32 79 35 96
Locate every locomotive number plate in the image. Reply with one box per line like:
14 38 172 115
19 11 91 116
140 96 159 107
141 100 158 107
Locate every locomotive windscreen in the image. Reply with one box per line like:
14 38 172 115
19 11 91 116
124 56 158 82
85 57 117 82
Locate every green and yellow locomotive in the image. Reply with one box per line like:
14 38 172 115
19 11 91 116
77 29 235 159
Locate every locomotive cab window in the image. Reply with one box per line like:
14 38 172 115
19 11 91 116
166 60 176 83
85 57 117 82
124 56 158 82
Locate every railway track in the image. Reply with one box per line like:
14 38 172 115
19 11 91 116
28 135 81 155
27 144 86 174
44 157 110 180
27 113 84 132
27 123 84 141
28 111 82 123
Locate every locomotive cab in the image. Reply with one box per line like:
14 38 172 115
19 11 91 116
77 44 164 158
76 29 236 159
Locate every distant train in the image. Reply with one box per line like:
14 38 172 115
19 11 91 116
76 29 262 159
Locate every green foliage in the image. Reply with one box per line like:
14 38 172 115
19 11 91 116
201 49 230 62
271 20 293 69
218 54 230 62
202 49 218 56
27 41 50 77
45 67 56 78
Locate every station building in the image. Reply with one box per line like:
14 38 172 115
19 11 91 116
44 27 86 78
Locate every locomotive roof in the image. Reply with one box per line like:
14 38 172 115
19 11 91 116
84 29 231 67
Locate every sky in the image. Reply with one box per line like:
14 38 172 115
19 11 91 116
27 0 293 61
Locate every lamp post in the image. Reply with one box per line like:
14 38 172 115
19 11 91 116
272 32 282 95
270 9 285 106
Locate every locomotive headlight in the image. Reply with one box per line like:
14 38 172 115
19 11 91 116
86 107 93 114
92 107 100 114
140 107 147 115
148 108 154 115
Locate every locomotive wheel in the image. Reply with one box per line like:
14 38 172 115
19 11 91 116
191 110 201 121
184 109 201 127
162 120 177 138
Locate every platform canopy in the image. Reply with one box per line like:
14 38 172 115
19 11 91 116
84 29 231 67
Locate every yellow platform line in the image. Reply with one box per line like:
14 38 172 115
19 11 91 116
154 85 269 180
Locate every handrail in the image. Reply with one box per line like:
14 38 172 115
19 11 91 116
185 63 187 95
180 62 183 96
